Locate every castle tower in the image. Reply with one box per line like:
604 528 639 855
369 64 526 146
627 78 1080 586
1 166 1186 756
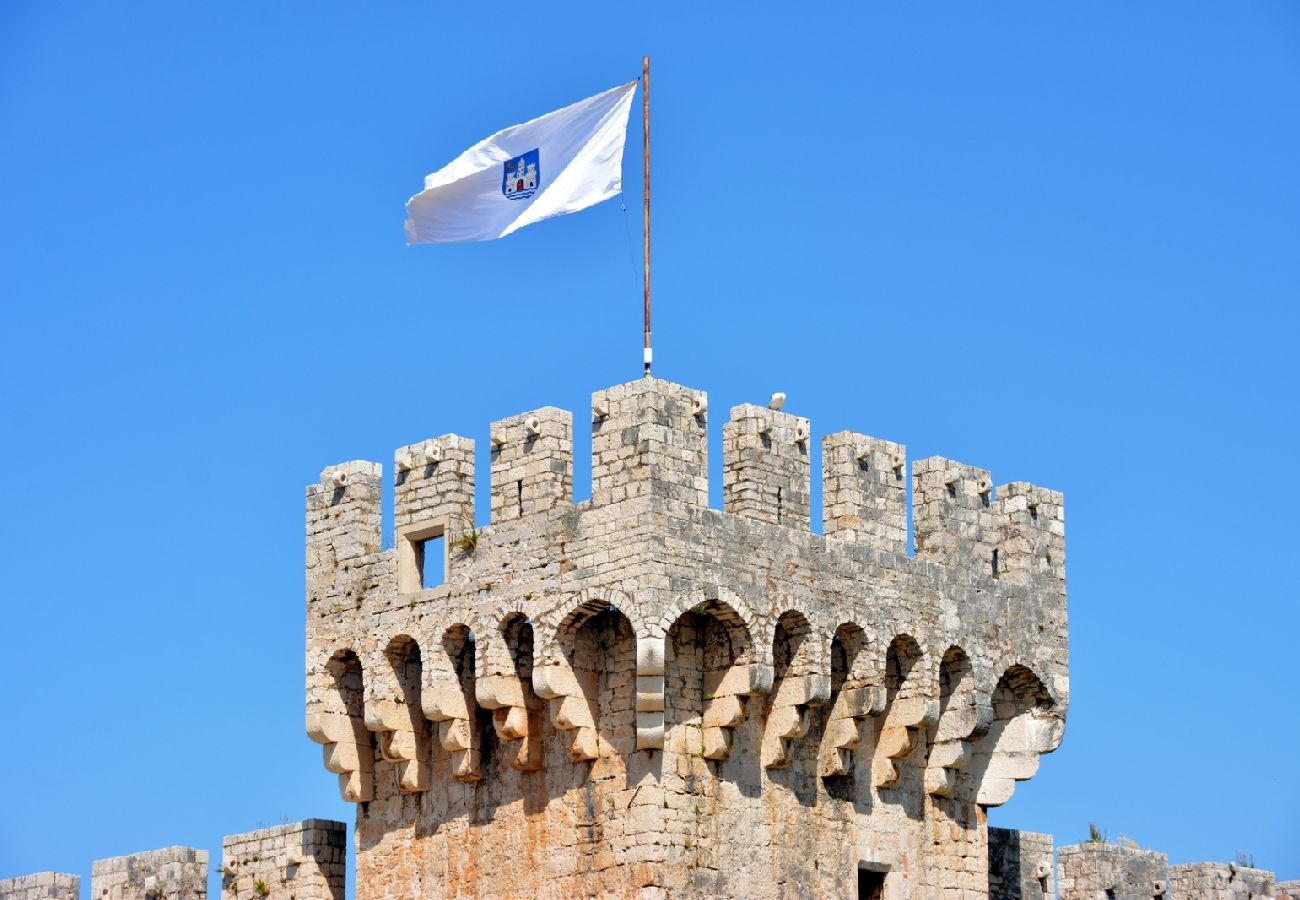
304 377 1069 899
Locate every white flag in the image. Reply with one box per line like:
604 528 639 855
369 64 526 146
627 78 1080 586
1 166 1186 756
405 81 638 244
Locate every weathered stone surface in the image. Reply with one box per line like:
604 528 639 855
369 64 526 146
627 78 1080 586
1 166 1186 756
90 847 207 900
987 828 1053 899
305 378 1070 898
1170 862 1279 899
0 873 80 900
221 820 346 900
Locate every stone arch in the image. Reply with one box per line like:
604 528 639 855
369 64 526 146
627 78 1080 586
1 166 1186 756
762 610 830 769
664 596 761 767
534 587 639 666
871 634 935 790
924 645 983 798
969 664 1063 807
820 623 882 778
362 634 430 792
475 612 542 771
651 587 760 649
566 604 638 761
421 623 480 782
305 647 373 802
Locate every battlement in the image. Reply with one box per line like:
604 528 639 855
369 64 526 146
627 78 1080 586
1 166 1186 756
306 377 1064 599
301 376 1070 898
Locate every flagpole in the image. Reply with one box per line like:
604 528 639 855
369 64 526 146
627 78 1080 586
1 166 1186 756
642 55 652 378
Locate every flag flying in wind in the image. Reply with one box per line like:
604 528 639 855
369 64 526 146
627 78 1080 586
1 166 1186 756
405 81 639 244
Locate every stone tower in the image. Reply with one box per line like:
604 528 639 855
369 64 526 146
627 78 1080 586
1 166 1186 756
304 378 1068 899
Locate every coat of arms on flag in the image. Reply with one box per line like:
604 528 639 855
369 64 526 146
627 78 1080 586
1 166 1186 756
502 149 540 200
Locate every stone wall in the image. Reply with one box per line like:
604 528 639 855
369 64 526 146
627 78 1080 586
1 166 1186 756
305 377 1071 899
90 847 207 900
0 874 79 900
1057 842 1169 900
988 828 1053 899
220 820 346 900
1170 862 1278 899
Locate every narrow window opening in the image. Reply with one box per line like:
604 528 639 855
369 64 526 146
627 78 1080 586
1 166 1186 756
1039 876 1049 895
776 486 784 524
858 456 870 473
857 869 886 900
946 481 957 499
419 535 445 589
991 549 999 576
516 479 524 518
1029 503 1039 522
893 464 903 481
1106 890 1116 900
980 490 991 508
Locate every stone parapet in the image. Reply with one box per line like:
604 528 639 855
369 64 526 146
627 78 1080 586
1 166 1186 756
90 847 207 900
0 874 80 900
221 820 346 900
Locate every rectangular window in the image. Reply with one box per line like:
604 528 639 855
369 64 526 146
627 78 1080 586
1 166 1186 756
397 522 446 593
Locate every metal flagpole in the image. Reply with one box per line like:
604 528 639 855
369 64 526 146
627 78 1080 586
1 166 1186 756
642 55 652 378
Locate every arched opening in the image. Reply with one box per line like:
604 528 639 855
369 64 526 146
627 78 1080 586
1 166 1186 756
664 599 756 770
871 635 928 793
424 624 481 782
308 648 374 802
372 635 429 792
567 605 637 763
970 664 1060 808
821 623 874 780
763 610 822 771
490 613 543 772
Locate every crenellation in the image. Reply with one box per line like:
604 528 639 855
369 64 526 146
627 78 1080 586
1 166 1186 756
394 434 474 593
723 403 811 528
913 455 998 573
994 481 1065 587
488 406 573 523
301 377 1072 898
306 461 383 605
590 378 708 507
90 847 207 900
822 430 908 552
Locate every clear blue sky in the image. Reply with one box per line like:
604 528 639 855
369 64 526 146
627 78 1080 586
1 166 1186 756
3 1 1297 892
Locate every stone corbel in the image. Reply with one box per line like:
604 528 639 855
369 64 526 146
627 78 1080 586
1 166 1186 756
872 696 938 788
422 678 481 782
476 674 541 771
635 636 665 750
306 711 374 803
532 664 600 761
363 697 430 792
819 684 885 778
701 663 771 760
924 697 990 797
974 708 1064 806
762 673 831 769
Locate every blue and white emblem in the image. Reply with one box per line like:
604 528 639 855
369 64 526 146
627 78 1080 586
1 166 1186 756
502 149 540 200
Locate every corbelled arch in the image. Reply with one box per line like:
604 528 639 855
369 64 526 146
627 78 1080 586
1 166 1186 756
820 622 883 778
762 609 831 769
305 645 374 802
421 622 480 782
360 633 430 793
871 633 936 790
969 663 1063 807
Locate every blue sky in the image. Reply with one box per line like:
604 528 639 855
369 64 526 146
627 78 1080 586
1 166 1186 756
2 1 1297 892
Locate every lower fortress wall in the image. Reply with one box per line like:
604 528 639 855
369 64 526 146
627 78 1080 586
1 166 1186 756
4 824 1291 899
